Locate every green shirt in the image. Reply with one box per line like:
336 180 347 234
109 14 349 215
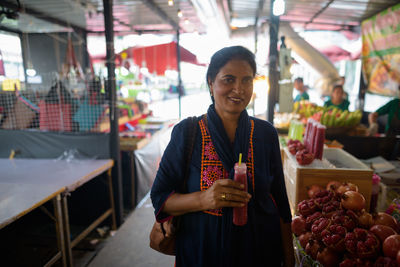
324 99 350 111
376 98 400 133
293 91 309 102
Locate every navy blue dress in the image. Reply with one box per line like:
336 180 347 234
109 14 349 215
151 114 292 267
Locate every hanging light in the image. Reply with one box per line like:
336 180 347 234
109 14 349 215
177 9 183 18
273 0 285 16
168 0 174 6
184 18 189 24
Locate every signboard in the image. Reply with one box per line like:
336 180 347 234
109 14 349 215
2 79 20 91
361 3 400 96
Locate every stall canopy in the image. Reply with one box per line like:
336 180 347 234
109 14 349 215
117 41 205 75
319 45 352 63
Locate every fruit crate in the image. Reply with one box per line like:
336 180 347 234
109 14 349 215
283 147 373 215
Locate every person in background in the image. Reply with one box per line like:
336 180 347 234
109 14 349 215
293 77 309 102
324 84 350 111
367 85 400 159
151 46 294 267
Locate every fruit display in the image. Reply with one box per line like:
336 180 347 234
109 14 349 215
293 100 362 128
292 181 400 266
287 139 315 165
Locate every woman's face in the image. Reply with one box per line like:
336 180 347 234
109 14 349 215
209 59 254 117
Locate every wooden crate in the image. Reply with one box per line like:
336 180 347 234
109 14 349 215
283 147 373 215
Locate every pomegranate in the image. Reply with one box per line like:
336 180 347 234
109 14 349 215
298 232 312 248
295 149 314 165
341 191 365 211
321 224 347 252
374 256 397 267
307 185 324 199
316 247 341 267
297 199 318 217
314 190 335 208
339 258 373 267
331 210 357 231
344 228 380 258
370 224 397 243
311 217 331 241
291 216 306 236
358 210 374 229
372 212 398 232
326 180 342 192
322 200 341 218
288 142 305 155
337 182 359 194
305 212 323 231
382 234 400 259
305 239 322 260
397 250 400 266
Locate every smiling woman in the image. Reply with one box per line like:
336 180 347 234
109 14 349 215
151 46 294 267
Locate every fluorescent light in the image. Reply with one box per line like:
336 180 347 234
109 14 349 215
273 0 285 16
168 0 174 6
177 9 183 18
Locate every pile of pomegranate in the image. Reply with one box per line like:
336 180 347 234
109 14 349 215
292 181 400 267
287 139 315 165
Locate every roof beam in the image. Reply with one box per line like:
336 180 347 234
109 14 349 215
305 0 335 28
1 0 87 33
139 0 179 30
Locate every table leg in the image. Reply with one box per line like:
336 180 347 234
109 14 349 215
107 169 117 230
53 194 67 267
61 193 73 267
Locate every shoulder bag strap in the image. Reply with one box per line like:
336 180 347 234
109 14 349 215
181 116 198 193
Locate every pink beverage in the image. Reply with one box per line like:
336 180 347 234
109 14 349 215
233 162 247 226
308 121 317 153
314 125 326 159
304 119 313 150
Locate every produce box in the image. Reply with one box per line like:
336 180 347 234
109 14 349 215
283 147 373 214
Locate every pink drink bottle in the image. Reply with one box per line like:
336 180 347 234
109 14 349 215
233 162 248 226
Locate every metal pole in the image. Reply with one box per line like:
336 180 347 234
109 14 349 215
103 0 124 226
19 33 28 86
267 0 280 123
176 29 182 119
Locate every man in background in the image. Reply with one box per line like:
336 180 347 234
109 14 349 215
293 77 309 102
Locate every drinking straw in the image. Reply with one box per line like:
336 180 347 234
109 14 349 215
239 153 242 165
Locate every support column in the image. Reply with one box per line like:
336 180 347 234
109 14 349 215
176 30 182 119
267 0 280 123
103 0 124 226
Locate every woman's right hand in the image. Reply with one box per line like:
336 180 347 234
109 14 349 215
368 112 378 125
200 179 251 210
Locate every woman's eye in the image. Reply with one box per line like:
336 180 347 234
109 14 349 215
224 78 234 83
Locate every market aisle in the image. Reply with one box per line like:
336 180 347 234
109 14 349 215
87 193 175 267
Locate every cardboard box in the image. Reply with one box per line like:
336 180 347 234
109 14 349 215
283 147 373 214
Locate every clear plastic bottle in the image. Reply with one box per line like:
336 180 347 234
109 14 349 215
233 162 248 226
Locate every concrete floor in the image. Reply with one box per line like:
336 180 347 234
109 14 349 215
87 193 175 267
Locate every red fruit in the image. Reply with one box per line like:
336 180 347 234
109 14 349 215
340 258 373 267
370 224 397 243
374 256 397 267
311 217 331 241
298 232 312 248
331 210 357 231
337 182 359 194
326 180 342 192
305 239 322 260
295 149 314 165
297 199 318 217
373 212 398 232
288 140 305 155
397 250 400 266
382 235 400 259
344 228 380 258
341 191 365 211
307 185 324 199
291 216 306 236
316 247 341 267
322 200 341 218
358 210 373 229
287 139 301 146
321 224 347 252
305 212 323 231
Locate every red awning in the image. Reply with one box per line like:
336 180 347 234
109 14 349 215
318 45 352 63
118 41 205 75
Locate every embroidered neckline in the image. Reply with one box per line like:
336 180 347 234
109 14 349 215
199 117 255 216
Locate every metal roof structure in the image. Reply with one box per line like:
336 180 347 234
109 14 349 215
1 0 398 36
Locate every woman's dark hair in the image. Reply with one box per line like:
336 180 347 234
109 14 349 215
206 46 256 90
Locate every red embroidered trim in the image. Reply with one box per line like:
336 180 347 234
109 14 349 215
199 118 254 216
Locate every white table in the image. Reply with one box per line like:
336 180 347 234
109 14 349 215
0 158 115 266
